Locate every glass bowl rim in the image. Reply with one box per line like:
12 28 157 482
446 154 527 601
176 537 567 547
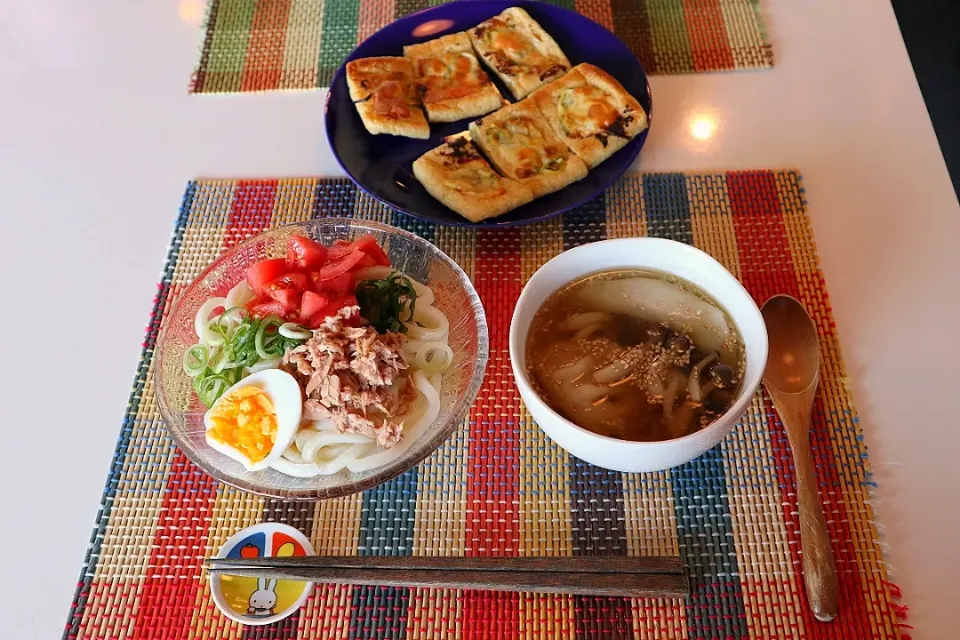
154 218 490 500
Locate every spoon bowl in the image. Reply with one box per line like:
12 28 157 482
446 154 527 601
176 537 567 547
761 295 821 394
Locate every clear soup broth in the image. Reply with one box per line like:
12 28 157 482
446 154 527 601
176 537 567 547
526 269 745 442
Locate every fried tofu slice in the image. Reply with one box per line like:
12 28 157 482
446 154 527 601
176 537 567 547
468 7 570 100
412 132 535 222
345 56 430 139
403 32 504 123
469 98 587 198
530 63 647 167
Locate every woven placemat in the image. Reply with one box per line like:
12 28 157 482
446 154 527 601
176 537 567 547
65 172 908 640
190 0 774 94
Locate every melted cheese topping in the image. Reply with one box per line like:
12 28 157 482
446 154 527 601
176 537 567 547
484 116 567 178
557 84 619 136
417 53 487 103
440 163 508 198
371 80 413 118
492 29 539 63
350 66 418 119
480 19 560 73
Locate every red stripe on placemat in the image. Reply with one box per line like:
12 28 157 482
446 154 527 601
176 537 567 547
241 0 293 92
222 180 281 249
727 171 871 637
359 0 393 42
132 182 277 639
682 0 735 72
131 453 220 639
726 171 799 303
576 0 613 30
462 229 522 639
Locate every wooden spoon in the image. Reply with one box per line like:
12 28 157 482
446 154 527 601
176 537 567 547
761 295 839 622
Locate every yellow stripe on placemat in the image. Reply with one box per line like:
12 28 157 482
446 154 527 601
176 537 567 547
280 0 325 90
187 487 266 640
272 178 322 225
687 174 742 278
352 191 395 224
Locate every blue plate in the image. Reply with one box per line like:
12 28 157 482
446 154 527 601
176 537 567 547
324 0 652 227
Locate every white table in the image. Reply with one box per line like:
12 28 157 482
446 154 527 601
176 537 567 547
2 1 958 637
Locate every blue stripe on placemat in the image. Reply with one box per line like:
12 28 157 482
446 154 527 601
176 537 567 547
349 469 419 640
312 178 357 219
643 174 748 639
672 449 748 638
563 194 633 640
643 173 694 245
391 210 436 244
63 184 196 640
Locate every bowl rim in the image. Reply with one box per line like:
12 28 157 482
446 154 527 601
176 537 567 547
155 218 490 500
509 237 769 452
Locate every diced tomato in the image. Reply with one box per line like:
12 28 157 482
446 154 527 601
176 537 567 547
362 241 390 266
267 287 300 314
325 235 390 267
318 250 367 280
264 272 307 292
286 235 328 271
327 239 355 261
337 294 358 309
310 271 354 296
299 290 331 327
351 235 379 251
248 300 287 319
246 259 288 296
262 273 307 315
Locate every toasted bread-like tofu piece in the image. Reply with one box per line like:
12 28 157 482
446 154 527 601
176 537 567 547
412 132 534 223
469 98 587 198
345 57 430 139
403 32 503 123
530 63 647 167
468 7 570 100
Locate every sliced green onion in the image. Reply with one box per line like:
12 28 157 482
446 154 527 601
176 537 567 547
202 324 226 347
280 322 312 340
188 297 312 406
246 357 282 373
196 374 229 407
255 317 284 359
207 346 227 373
183 345 209 377
216 307 247 332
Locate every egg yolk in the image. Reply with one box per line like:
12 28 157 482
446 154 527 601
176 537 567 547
207 386 278 463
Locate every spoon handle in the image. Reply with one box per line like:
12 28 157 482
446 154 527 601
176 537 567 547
775 389 840 621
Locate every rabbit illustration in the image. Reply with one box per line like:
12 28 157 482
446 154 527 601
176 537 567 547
247 578 277 616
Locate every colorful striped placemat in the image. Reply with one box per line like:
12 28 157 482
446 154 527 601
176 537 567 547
190 0 775 94
65 172 908 640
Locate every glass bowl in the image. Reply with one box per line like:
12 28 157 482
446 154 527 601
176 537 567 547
155 219 488 500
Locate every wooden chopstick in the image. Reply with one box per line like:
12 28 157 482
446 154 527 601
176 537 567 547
204 556 688 598
205 555 682 574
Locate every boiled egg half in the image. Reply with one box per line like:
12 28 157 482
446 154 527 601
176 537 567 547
203 369 303 472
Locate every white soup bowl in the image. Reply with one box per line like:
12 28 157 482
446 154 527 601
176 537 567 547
509 238 768 473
